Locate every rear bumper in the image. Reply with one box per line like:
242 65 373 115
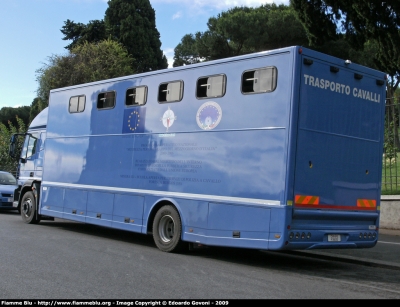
284 229 378 250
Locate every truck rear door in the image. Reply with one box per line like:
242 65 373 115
293 54 385 218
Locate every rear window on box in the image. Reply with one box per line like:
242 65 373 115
69 95 85 113
196 74 226 99
126 86 147 106
97 91 116 109
242 67 277 94
158 81 183 103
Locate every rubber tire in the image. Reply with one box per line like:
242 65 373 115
152 205 186 252
20 191 40 224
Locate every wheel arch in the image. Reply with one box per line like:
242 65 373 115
146 198 183 235
18 180 41 210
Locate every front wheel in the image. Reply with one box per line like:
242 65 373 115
21 191 40 224
152 205 186 252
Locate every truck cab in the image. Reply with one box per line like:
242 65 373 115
9 108 47 211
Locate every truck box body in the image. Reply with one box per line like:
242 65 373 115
17 46 386 251
292 51 384 248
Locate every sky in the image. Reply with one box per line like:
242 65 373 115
0 0 289 109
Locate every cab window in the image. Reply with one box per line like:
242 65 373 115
21 133 39 159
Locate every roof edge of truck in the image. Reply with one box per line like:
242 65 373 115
29 107 48 130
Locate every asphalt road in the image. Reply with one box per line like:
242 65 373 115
1 210 400 299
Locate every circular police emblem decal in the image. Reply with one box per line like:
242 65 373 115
196 101 222 130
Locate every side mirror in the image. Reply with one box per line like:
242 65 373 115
9 133 27 161
8 135 17 158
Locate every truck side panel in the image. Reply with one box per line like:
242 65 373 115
40 50 296 249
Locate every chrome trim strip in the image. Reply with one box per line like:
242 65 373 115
19 176 41 181
45 127 286 139
184 232 278 242
42 181 281 206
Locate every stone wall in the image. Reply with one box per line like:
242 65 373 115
380 196 400 230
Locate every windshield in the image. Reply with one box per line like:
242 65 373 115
0 173 17 185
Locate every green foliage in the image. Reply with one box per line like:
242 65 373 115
29 97 46 124
347 39 380 70
261 4 310 49
173 34 202 67
291 0 400 88
104 0 167 72
173 4 309 66
0 106 30 127
382 94 400 194
204 6 269 56
381 151 400 195
60 0 168 72
36 39 135 103
384 121 397 161
289 0 339 47
61 19 106 50
71 40 135 80
0 117 26 174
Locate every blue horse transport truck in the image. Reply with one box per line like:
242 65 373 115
10 46 386 252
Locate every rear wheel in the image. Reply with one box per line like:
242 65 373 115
21 191 40 224
152 205 186 252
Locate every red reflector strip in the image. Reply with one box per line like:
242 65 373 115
357 199 377 208
294 203 376 211
295 195 320 205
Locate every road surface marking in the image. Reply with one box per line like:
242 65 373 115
378 241 400 245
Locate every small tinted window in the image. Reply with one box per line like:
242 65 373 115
242 67 277 94
97 91 116 109
126 86 147 106
69 95 86 113
158 81 183 103
197 74 226 99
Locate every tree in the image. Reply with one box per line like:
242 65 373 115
104 0 168 72
29 97 46 124
291 0 400 88
61 19 106 50
36 39 135 104
173 4 309 67
173 34 202 67
0 106 30 127
0 117 26 174
60 0 168 72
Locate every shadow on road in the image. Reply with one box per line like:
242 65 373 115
0 209 19 215
27 217 400 288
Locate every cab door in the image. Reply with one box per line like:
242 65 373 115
19 132 43 181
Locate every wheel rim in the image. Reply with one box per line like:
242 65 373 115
22 197 33 218
158 215 175 243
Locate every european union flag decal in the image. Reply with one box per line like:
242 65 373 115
122 107 146 133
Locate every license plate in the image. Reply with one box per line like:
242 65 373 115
8 198 13 202
328 234 341 242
